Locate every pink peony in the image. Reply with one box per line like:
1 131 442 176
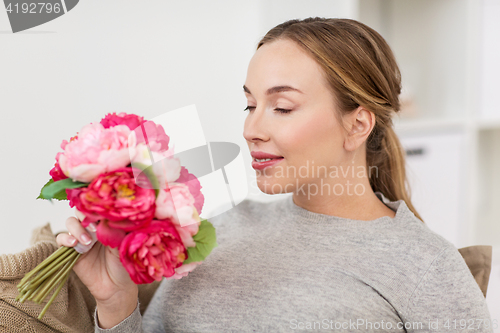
119 219 187 284
133 120 170 152
165 261 202 280
176 166 204 215
155 183 200 228
101 112 169 152
132 145 180 190
155 183 201 249
58 123 136 183
93 219 127 249
174 223 198 248
100 112 145 131
49 152 68 181
60 134 78 150
67 167 156 248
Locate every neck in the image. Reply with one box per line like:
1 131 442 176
291 164 394 221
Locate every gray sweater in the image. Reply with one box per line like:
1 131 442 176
95 192 494 332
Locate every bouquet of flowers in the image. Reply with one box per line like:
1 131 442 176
15 112 217 319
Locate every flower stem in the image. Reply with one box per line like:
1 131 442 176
16 246 70 289
15 245 82 320
26 273 54 302
32 251 78 303
18 287 35 303
25 247 74 287
38 252 81 319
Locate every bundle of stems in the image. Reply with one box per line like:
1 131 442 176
16 246 81 319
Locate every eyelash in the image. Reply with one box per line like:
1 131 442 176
243 106 292 114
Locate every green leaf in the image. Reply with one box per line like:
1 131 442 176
37 179 54 200
39 178 88 201
183 218 218 264
37 179 66 201
37 179 72 201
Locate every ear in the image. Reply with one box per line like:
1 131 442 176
343 107 376 152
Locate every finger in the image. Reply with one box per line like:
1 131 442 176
65 216 93 246
73 210 98 232
74 229 98 254
75 208 86 222
56 232 78 248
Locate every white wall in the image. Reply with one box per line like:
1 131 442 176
0 0 356 254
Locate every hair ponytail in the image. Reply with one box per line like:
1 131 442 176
369 125 423 222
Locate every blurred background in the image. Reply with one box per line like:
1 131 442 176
0 0 498 323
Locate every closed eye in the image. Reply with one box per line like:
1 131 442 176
274 108 292 114
243 106 292 114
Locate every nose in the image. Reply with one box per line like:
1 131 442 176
243 107 270 144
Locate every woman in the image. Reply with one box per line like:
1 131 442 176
57 18 493 332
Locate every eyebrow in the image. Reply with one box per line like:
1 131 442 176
243 85 303 95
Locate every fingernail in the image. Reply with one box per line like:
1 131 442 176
87 223 97 232
68 236 77 246
81 233 91 245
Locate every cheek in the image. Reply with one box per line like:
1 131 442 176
284 112 341 163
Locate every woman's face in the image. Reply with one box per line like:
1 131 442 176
243 38 350 195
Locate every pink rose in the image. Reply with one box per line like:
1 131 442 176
100 112 145 131
176 166 204 215
49 152 68 181
67 167 156 247
58 123 136 183
119 219 187 284
165 261 202 280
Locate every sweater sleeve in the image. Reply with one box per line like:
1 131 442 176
94 300 144 333
403 246 495 333
94 284 168 333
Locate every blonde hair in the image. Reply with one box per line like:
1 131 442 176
258 17 423 222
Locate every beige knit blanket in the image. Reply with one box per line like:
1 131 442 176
0 223 160 333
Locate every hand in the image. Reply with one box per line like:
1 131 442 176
56 210 138 306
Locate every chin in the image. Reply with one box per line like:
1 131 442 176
257 184 279 195
256 178 290 195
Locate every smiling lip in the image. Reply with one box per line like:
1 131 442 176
250 151 284 170
251 151 283 159
251 158 283 170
